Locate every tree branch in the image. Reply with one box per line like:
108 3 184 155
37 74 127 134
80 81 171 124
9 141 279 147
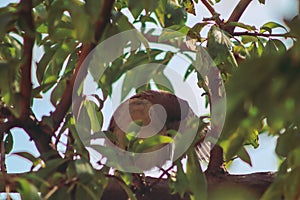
49 0 115 133
50 43 93 131
206 145 227 173
94 0 115 42
102 172 275 199
224 0 253 34
0 121 16 138
19 0 35 119
0 171 276 199
21 118 57 159
200 0 223 26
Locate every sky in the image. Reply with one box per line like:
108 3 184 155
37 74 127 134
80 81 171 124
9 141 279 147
0 0 299 175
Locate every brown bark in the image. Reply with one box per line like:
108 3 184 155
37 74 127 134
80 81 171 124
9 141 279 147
101 171 275 200
0 170 276 199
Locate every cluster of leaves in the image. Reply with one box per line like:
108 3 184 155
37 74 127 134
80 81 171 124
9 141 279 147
223 18 300 200
0 0 299 199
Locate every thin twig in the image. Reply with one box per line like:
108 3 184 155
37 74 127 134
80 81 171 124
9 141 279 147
148 165 174 188
19 0 35 119
200 0 223 26
225 0 253 34
5 185 11 200
233 31 295 38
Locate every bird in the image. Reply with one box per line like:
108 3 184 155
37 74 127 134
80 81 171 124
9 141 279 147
106 90 212 171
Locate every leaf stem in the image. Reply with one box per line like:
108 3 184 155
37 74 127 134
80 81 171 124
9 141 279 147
200 0 223 26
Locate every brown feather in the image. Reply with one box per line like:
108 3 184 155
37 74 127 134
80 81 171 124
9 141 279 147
107 90 210 169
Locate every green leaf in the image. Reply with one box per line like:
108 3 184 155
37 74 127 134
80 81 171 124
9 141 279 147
237 146 252 167
155 0 167 27
284 167 300 200
158 25 189 42
271 39 287 54
207 25 232 64
116 179 137 200
164 1 187 27
169 160 189 198
114 12 135 32
241 35 258 44
75 182 99 200
12 152 39 165
36 158 69 180
153 72 174 93
260 22 287 33
74 159 94 183
187 22 209 40
68 117 90 159
0 60 22 117
183 0 195 15
32 82 56 98
17 179 41 200
227 22 256 31
256 38 264 56
227 51 238 69
184 64 195 81
51 78 67 106
186 150 207 200
263 39 285 56
128 0 144 19
68 3 94 42
38 40 76 86
47 188 71 200
276 129 300 157
117 171 133 186
84 0 102 22
139 15 158 24
120 50 164 100
4 131 13 154
85 99 102 133
0 35 22 60
287 147 300 170
220 129 247 161
64 48 79 75
36 46 58 84
75 171 109 200
244 129 259 148
248 42 259 58
133 135 173 153
47 1 73 40
0 5 18 37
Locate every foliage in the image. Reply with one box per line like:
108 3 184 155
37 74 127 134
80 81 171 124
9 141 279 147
0 0 299 199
